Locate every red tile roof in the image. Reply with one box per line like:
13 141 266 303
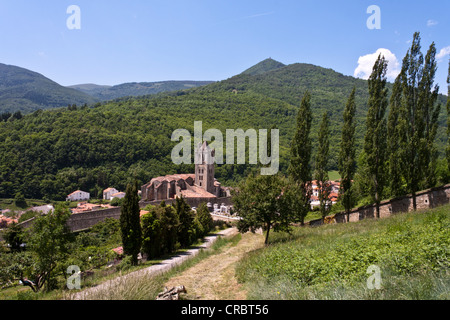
0 215 18 227
112 247 123 255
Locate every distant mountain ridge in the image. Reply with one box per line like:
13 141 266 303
0 63 98 114
0 63 214 113
68 80 215 101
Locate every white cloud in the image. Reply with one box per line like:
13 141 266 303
436 46 450 61
427 19 438 27
354 48 400 81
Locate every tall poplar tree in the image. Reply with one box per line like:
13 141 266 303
120 180 142 265
364 54 388 218
388 64 407 198
314 112 331 221
447 60 450 173
288 91 313 225
419 41 441 189
394 32 441 210
338 87 357 217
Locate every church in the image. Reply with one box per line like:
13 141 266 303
141 142 226 202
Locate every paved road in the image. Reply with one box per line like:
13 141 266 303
69 227 238 300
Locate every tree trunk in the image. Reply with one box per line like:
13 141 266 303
264 222 271 245
374 179 380 219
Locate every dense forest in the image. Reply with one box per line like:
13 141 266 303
0 58 448 201
69 81 214 101
0 63 98 114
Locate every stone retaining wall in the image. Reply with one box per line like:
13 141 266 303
310 184 450 227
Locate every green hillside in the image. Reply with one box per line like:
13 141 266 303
0 59 447 201
236 204 450 300
69 81 214 101
240 58 286 76
0 63 99 114
197 61 448 168
0 90 295 200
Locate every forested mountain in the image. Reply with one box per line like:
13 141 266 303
240 58 286 76
0 63 99 114
0 59 447 201
68 81 214 101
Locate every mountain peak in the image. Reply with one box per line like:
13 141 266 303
241 58 286 76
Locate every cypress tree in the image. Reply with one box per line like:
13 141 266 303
120 181 142 265
159 202 179 254
338 87 357 217
314 112 331 221
174 196 193 247
288 91 313 225
364 54 388 218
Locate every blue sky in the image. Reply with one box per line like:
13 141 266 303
0 0 449 92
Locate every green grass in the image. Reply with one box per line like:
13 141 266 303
0 198 48 213
328 170 341 181
235 204 450 300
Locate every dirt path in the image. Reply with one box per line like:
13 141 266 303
70 227 240 300
163 231 265 300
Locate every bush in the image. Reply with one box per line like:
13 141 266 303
196 203 213 236
14 192 27 208
116 255 134 272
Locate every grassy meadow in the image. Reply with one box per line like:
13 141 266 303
236 204 450 300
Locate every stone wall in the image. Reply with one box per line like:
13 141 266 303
17 207 122 233
66 207 121 232
16 197 233 233
310 184 450 227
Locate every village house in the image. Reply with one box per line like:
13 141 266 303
141 142 226 202
0 215 18 228
29 204 54 215
66 190 90 202
103 188 120 200
110 192 126 200
310 180 340 209
70 202 114 214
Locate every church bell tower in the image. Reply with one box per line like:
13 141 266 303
195 141 215 194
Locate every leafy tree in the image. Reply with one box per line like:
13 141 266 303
338 88 357 217
388 68 406 197
173 196 193 247
196 202 213 237
158 201 179 254
447 60 450 173
119 181 142 265
3 223 24 253
14 192 27 208
0 251 35 291
232 173 292 245
314 112 331 220
288 91 313 225
25 205 73 292
141 208 163 259
419 41 441 189
394 32 441 210
364 54 388 218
